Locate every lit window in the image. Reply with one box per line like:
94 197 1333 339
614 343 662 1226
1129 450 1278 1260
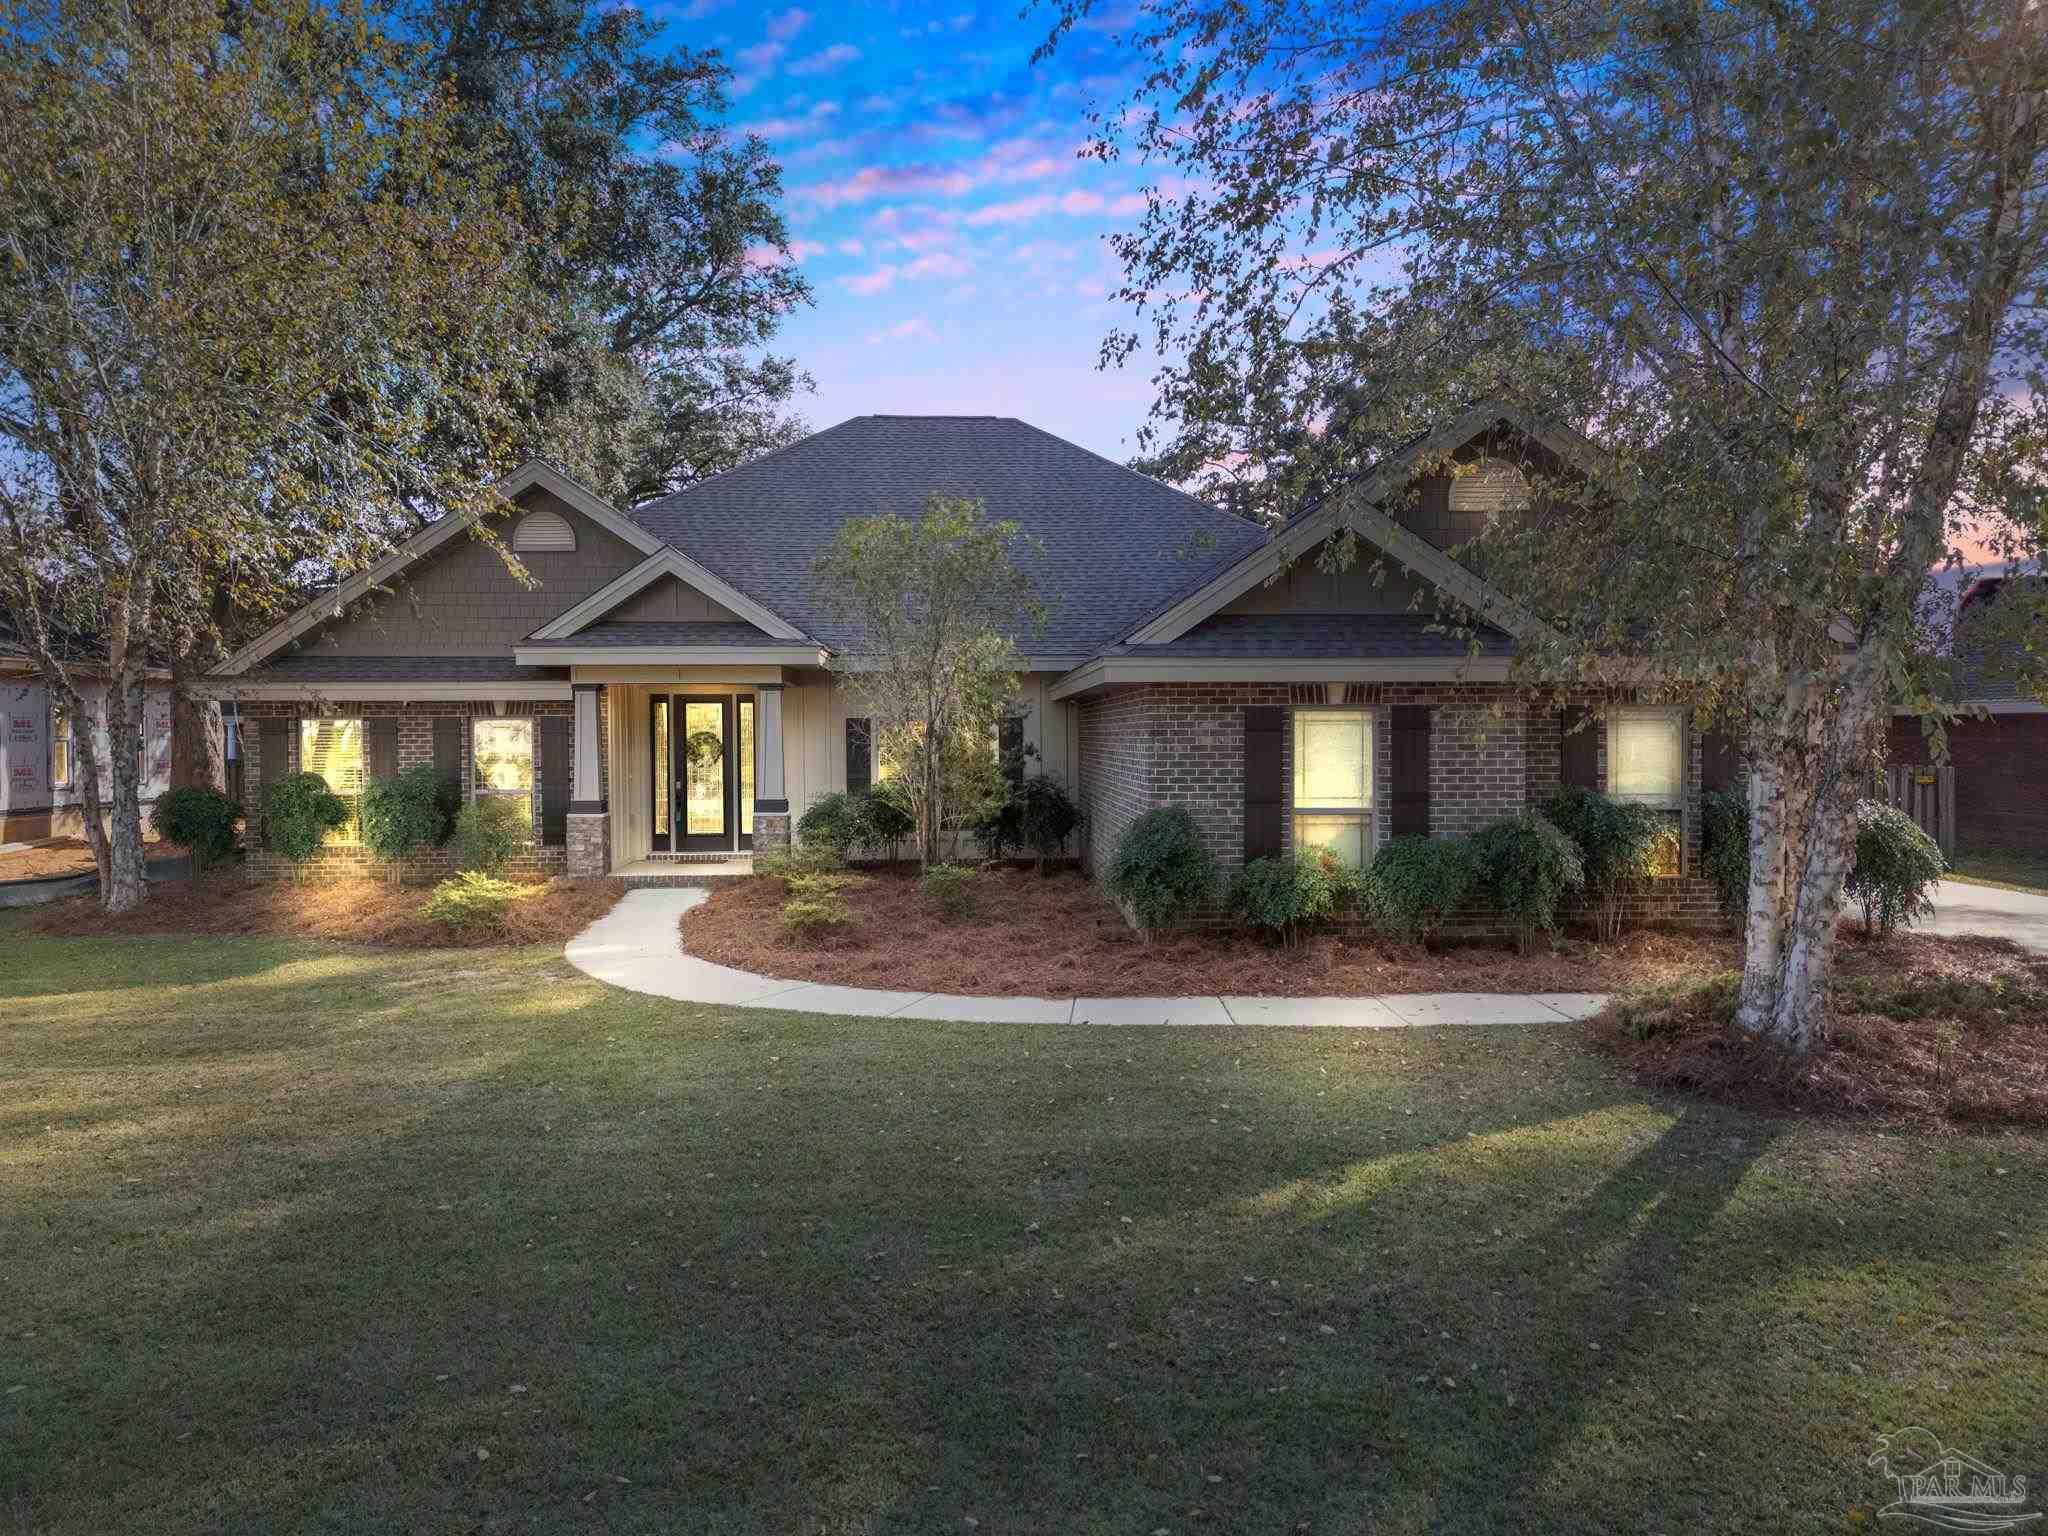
50 702 71 787
1609 709 1685 876
1293 710 1373 868
300 718 365 843
473 718 534 831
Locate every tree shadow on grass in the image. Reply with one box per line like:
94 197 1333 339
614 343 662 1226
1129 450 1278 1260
5 993 2040 1536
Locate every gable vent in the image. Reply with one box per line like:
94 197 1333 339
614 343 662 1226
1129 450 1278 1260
1288 683 1329 706
512 508 576 553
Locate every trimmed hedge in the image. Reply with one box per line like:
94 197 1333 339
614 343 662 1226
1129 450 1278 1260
1105 808 1217 933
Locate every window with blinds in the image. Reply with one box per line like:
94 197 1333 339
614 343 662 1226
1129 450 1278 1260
1608 708 1685 876
473 718 535 833
299 718 365 843
1293 709 1373 869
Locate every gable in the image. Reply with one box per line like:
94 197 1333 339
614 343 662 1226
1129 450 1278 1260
604 572 746 626
283 487 649 659
1221 556 1429 617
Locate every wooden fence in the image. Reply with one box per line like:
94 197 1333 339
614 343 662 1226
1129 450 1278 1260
1885 764 1955 860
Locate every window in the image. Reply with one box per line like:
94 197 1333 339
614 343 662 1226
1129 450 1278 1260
511 508 576 552
473 717 535 831
300 718 365 843
1609 708 1685 876
50 702 71 787
1293 709 1373 868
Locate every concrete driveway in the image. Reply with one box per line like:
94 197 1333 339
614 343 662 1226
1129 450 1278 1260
1923 878 2048 954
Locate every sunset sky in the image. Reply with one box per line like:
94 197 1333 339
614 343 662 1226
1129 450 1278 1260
659 0 1164 457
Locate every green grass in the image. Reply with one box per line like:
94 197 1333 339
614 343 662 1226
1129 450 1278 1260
1948 844 2048 895
3 925 2045 1534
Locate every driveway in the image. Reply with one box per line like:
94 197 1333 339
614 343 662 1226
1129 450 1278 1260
1924 878 2048 955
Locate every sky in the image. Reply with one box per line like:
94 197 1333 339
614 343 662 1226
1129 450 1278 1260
650 0 1164 459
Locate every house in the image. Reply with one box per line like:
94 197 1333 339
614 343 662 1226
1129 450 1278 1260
204 406 1722 922
1888 572 2047 852
1 627 176 843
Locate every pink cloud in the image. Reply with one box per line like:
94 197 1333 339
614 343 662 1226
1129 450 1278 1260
963 188 1146 226
798 141 1070 211
787 42 861 77
764 6 811 40
841 265 900 296
838 249 972 295
746 100 841 140
865 317 937 344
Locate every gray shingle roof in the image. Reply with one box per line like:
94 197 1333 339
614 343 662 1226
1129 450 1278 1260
627 416 1269 656
1103 613 1516 659
241 655 567 683
519 622 811 649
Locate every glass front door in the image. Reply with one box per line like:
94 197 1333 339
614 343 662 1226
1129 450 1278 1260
678 697 731 850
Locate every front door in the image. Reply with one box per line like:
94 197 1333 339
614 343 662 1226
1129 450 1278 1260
676 696 734 851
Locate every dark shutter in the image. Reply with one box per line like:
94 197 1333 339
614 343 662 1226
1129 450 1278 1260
538 715 570 846
433 717 463 793
365 717 399 782
999 715 1025 791
1559 706 1600 790
1388 705 1432 837
1244 705 1284 860
256 718 289 848
846 717 872 794
1700 728 1743 792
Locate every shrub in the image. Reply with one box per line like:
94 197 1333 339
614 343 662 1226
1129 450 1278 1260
785 871 855 900
263 772 351 871
920 862 980 919
452 796 533 873
1105 807 1217 934
1541 787 1668 941
755 843 845 883
1365 835 1480 945
798 791 871 858
1472 812 1586 952
423 871 537 931
858 782 917 861
1227 848 1340 945
1847 799 1945 937
359 765 449 882
1015 775 1081 871
153 785 241 871
969 792 1025 862
781 892 850 940
1701 787 1751 925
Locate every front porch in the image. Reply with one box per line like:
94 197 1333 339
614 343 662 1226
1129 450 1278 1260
613 853 756 886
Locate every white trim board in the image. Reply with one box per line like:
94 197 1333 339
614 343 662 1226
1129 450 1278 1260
1124 400 1591 648
1047 654 1514 701
523 548 808 643
215 460 670 678
202 681 575 702
514 644 826 667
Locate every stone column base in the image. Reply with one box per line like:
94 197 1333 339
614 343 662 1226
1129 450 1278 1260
753 811 791 850
567 811 610 877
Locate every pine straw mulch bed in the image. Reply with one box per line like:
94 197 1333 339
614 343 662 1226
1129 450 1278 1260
26 873 626 949
680 864 1742 997
0 836 168 883
1590 932 2048 1129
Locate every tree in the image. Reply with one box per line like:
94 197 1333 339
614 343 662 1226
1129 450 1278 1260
0 0 546 910
813 498 1048 868
418 0 815 504
1045 0 2048 1049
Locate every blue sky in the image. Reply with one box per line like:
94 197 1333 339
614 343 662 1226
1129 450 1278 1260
651 0 1163 458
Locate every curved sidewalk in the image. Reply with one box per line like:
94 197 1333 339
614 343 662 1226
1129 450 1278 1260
565 888 1608 1028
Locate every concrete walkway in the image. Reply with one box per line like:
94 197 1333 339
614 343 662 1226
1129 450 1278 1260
1926 878 2048 955
564 888 1609 1027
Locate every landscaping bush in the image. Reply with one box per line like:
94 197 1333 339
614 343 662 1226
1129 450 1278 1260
423 870 537 931
1472 811 1586 953
1015 775 1081 871
858 783 916 862
968 793 1026 862
1541 786 1668 941
452 796 533 873
1104 807 1217 933
785 872 855 900
781 892 851 940
263 772 352 873
798 791 872 858
1847 799 1945 937
359 765 449 883
920 862 980 919
153 785 241 872
755 844 845 883
1365 834 1479 945
1226 848 1340 945
1701 787 1750 925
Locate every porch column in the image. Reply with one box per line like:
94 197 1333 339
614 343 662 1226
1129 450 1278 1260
566 683 610 876
753 682 790 849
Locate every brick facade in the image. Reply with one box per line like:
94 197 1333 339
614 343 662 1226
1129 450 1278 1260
1076 681 1723 932
238 698 577 882
1889 712 2048 851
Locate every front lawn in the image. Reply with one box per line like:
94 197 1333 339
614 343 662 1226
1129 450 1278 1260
4 925 2044 1533
1950 844 2048 896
